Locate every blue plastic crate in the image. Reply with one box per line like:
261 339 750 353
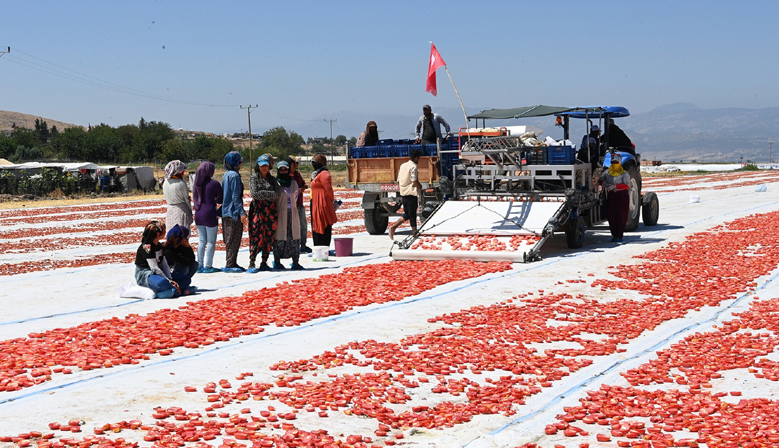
349 147 364 159
548 146 576 165
408 144 424 157
526 147 547 165
378 139 395 145
391 145 410 158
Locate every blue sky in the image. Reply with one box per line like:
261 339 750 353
1 0 777 137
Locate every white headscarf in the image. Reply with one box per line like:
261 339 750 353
164 160 187 179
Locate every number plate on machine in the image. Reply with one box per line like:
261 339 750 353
380 184 399 191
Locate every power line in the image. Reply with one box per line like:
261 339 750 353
0 47 332 126
2 47 239 107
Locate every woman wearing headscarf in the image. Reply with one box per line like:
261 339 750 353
134 220 179 299
287 156 311 253
273 160 304 270
163 160 193 232
163 224 198 295
356 121 379 147
309 153 338 248
221 151 247 271
192 161 222 273
247 154 279 272
599 154 631 243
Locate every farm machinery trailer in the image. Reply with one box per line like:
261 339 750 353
347 105 659 262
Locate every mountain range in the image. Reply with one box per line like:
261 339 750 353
3 103 777 163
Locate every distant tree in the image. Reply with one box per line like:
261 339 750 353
335 134 347 146
54 127 87 160
11 127 38 150
208 137 235 162
13 146 44 162
188 135 235 162
116 124 140 163
161 139 192 163
50 125 59 139
259 126 305 159
136 120 175 161
34 119 50 144
139 117 147 130
84 124 122 161
311 141 328 154
349 136 357 146
0 134 14 159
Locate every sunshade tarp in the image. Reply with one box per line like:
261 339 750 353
468 105 629 120
468 105 573 120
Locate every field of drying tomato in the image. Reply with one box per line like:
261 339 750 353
2 171 779 448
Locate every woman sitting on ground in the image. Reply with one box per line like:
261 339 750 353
163 224 199 295
134 221 180 299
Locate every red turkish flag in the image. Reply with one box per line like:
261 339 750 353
425 43 446 96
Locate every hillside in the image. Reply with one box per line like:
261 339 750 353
0 110 81 131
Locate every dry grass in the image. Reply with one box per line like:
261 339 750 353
0 192 164 209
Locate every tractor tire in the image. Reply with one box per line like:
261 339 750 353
624 167 642 232
566 216 585 249
364 205 389 235
642 192 659 226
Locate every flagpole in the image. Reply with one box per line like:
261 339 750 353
442 65 471 140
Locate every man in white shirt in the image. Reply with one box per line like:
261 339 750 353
389 149 423 239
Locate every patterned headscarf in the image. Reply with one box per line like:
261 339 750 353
224 151 244 171
141 221 166 254
193 161 215 211
165 224 190 246
164 160 187 179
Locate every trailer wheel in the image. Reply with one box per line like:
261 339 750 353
642 192 659 226
625 167 641 232
566 216 585 249
364 205 389 235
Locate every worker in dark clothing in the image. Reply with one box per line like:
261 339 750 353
415 105 450 144
606 119 634 153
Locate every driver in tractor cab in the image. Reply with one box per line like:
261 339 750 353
577 124 602 173
606 119 635 154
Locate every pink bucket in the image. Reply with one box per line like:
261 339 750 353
334 237 353 257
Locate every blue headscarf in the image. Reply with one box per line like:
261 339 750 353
166 224 190 246
224 151 244 171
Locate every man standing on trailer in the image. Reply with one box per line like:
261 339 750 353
415 105 451 144
389 149 423 239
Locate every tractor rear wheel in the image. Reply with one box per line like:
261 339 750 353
624 167 642 232
642 192 659 226
364 204 389 235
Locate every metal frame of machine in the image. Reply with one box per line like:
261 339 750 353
390 105 659 262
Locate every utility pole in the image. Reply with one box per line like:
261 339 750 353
324 118 337 164
241 105 258 166
770 141 774 164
